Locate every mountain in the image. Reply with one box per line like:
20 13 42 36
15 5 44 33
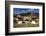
14 11 39 17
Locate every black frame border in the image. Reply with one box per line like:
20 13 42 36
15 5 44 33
5 1 45 35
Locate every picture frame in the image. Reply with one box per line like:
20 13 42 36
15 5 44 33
5 1 45 35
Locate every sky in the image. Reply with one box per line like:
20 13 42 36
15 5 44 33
13 8 39 15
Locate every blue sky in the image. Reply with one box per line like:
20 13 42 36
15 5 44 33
13 8 39 15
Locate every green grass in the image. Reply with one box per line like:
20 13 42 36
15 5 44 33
14 23 39 28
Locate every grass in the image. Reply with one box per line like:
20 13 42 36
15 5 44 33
14 23 39 28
